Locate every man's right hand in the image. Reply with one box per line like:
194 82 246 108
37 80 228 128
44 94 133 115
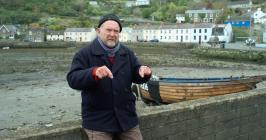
95 66 113 79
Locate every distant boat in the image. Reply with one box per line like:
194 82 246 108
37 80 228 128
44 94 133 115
132 75 266 104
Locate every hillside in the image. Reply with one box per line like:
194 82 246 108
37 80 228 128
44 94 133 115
0 0 266 30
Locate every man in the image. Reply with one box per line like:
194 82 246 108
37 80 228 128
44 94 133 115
67 13 152 140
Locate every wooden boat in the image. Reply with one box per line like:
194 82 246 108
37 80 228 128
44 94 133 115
132 75 266 104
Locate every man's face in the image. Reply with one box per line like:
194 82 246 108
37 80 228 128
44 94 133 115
97 20 120 48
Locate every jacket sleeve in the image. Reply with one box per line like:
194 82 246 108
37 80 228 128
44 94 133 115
66 51 97 90
130 50 151 84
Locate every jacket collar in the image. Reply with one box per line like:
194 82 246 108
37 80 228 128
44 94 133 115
91 38 127 56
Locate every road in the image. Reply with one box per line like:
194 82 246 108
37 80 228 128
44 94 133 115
225 42 266 51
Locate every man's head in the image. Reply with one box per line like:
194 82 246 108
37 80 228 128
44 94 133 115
96 14 122 48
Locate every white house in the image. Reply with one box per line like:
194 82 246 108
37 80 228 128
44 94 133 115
46 30 64 41
185 9 221 23
0 25 19 39
253 8 266 24
125 1 135 7
210 23 233 43
263 32 266 43
176 14 185 23
64 28 96 42
136 0 150 6
89 1 98 6
120 27 136 42
132 23 233 43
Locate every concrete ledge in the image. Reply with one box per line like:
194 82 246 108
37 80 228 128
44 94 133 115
2 88 266 140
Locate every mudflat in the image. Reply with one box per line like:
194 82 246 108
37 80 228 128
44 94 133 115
0 46 266 138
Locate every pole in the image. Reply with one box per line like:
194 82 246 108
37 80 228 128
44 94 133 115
249 0 252 49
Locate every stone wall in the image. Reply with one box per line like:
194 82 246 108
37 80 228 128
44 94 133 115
5 88 266 140
140 88 266 140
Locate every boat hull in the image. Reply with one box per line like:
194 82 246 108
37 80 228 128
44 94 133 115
134 76 264 104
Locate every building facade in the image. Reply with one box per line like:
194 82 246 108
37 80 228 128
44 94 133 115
132 23 233 43
253 8 266 24
225 14 252 28
0 25 19 40
46 30 64 41
176 14 185 23
185 9 221 23
64 28 96 42
26 29 45 42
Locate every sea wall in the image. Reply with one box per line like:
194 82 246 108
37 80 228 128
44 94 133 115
5 88 266 140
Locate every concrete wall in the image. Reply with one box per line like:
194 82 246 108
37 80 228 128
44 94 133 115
5 88 266 140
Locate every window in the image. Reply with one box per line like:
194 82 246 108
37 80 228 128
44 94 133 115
204 36 207 40
176 36 178 40
199 29 201 33
205 29 207 33
194 36 196 40
194 29 196 33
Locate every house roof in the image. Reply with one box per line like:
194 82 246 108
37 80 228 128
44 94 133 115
185 9 220 14
134 23 214 30
47 30 64 35
0 25 17 33
227 13 252 21
176 14 185 17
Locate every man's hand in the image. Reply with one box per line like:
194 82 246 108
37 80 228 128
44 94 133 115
95 66 113 79
139 66 151 78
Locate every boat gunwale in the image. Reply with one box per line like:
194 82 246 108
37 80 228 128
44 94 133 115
152 77 263 86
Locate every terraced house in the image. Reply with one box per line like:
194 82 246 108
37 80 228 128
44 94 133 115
64 28 96 42
46 30 64 41
185 9 221 23
133 23 233 43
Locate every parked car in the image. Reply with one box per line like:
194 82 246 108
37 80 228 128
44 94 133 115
245 38 256 46
150 39 159 42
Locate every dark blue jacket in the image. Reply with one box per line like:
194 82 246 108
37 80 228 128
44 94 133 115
67 39 150 132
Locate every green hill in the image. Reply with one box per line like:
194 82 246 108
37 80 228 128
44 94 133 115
0 0 265 30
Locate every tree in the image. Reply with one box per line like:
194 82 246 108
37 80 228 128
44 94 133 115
185 15 192 23
165 2 179 22
206 0 213 9
198 13 205 22
141 7 153 19
216 8 232 24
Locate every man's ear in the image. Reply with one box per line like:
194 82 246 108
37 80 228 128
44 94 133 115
95 28 100 34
